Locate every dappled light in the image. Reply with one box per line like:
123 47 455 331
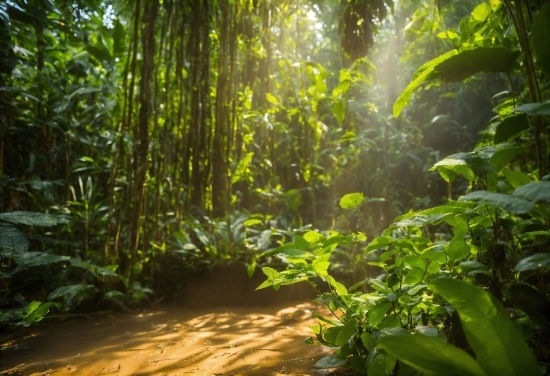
2 302 332 375
1 0 549 374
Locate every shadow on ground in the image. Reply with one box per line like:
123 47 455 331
0 264 350 376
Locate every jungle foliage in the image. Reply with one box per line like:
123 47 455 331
257 0 550 374
0 0 549 374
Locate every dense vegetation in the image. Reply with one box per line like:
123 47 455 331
1 0 549 374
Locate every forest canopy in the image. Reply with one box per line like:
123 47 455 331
1 0 549 373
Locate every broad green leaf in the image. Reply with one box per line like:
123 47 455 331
339 131 356 142
393 49 458 117
403 267 424 284
69 259 118 278
471 2 491 22
434 166 458 183
429 278 540 376
433 48 520 82
105 290 125 299
361 332 377 352
261 267 279 279
266 93 279 105
243 219 262 227
303 231 324 245
402 255 425 269
514 253 550 272
86 44 112 63
335 318 356 346
327 275 348 296
47 284 95 302
515 102 550 116
427 261 441 275
332 99 346 123
112 19 125 55
458 261 487 275
430 151 493 180
0 211 63 227
18 301 56 327
494 114 530 144
377 334 487 376
513 181 550 202
447 238 471 261
368 353 386 376
314 355 346 369
422 245 448 264
339 193 364 209
13 252 70 269
364 236 392 253
489 144 528 172
332 79 351 97
531 3 550 77
502 168 531 188
460 191 534 213
369 300 392 327
0 224 28 252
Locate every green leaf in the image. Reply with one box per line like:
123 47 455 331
0 211 63 227
368 353 387 376
339 131 356 143
364 236 392 253
339 193 364 209
514 253 550 272
86 44 112 63
531 3 550 77
303 231 324 245
460 191 534 213
502 168 531 189
13 252 70 269
18 301 55 327
69 259 118 278
369 300 392 327
494 114 530 144
433 48 520 82
471 2 491 22
513 181 550 202
112 19 125 55
393 49 458 117
377 334 487 376
314 355 346 369
266 93 279 105
447 238 471 261
47 284 94 302
0 224 28 252
335 318 356 346
261 267 279 279
430 151 493 180
243 219 262 227
403 267 425 284
515 102 550 116
489 144 528 172
332 99 346 123
327 275 348 296
429 278 540 376
361 332 377 352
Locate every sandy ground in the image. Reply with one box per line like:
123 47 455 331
0 265 348 376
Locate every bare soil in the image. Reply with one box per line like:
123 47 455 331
0 264 344 376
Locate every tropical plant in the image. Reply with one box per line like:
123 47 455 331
258 0 550 373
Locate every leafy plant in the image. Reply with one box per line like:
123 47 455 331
0 301 59 328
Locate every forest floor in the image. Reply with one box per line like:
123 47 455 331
0 265 347 376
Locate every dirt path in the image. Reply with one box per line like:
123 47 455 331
0 265 343 376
